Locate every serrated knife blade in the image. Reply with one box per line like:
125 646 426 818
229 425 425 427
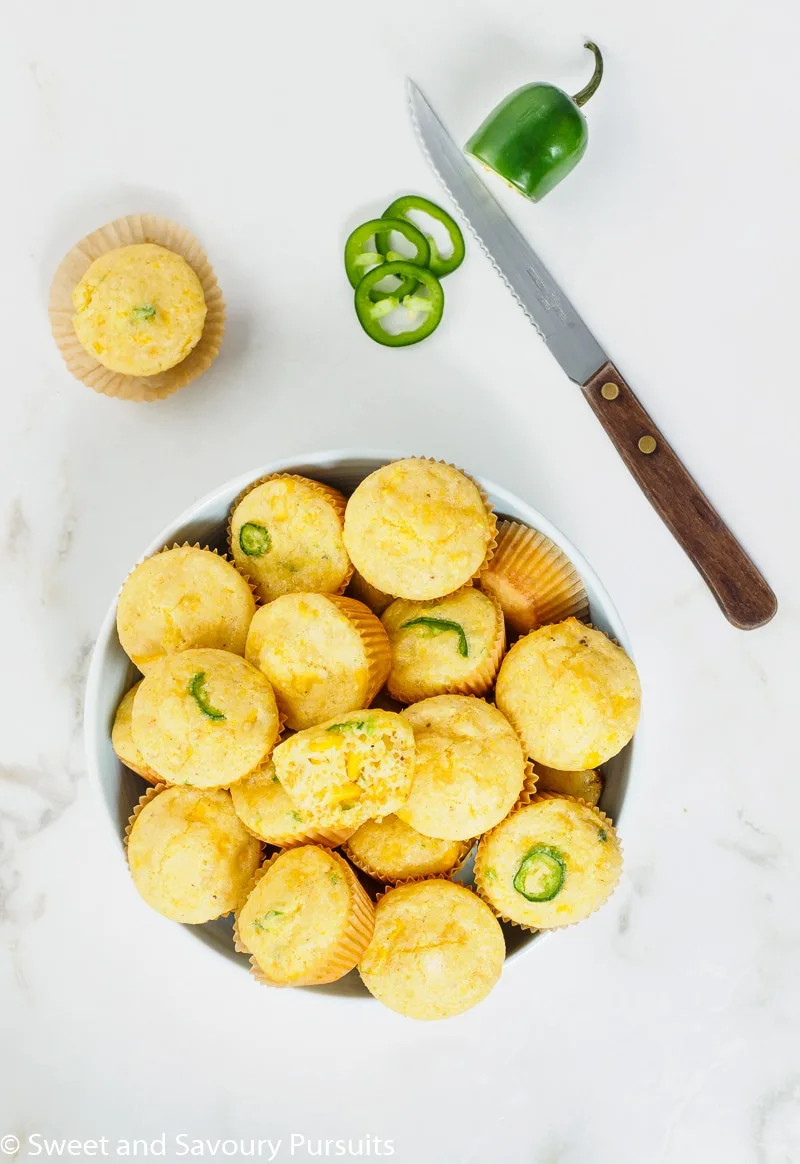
408 79 606 385
407 78 777 629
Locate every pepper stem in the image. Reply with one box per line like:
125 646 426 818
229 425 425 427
572 41 603 108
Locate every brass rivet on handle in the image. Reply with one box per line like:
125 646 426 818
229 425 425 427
638 435 657 454
601 382 619 400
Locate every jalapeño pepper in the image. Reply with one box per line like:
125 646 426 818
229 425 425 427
465 42 604 202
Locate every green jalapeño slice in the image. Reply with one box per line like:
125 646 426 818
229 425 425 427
354 262 444 347
344 217 430 302
326 717 374 735
513 844 566 902
188 672 226 720
400 616 469 657
376 195 465 278
239 522 271 557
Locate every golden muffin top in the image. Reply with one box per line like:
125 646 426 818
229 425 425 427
344 814 467 883
382 586 504 702
126 786 262 924
131 648 281 789
398 695 526 841
495 618 641 770
236 846 372 985
359 880 505 1020
272 709 415 830
72 243 207 376
229 476 350 604
343 459 495 601
475 795 622 929
116 545 256 674
111 682 157 781
245 593 389 731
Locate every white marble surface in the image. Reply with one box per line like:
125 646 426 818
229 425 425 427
1 1 799 1161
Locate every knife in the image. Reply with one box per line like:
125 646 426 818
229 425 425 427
407 79 777 631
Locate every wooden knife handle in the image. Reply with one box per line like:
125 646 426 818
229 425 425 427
582 361 777 630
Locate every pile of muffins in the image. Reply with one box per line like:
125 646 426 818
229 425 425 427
112 458 641 1020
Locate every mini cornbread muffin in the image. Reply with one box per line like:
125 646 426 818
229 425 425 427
111 682 158 782
236 846 375 986
347 569 393 615
382 587 505 702
132 649 281 789
495 619 641 770
72 243 207 375
398 696 526 841
230 761 354 848
116 546 256 674
229 476 351 604
474 795 622 929
535 764 603 807
478 519 589 636
126 786 262 924
359 880 505 1019
245 593 390 730
343 459 495 601
344 815 469 884
272 710 415 831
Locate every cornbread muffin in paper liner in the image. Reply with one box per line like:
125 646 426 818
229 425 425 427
49 214 225 401
495 617 641 770
343 458 497 601
228 475 352 604
343 815 474 885
273 708 415 831
111 681 159 783
397 695 526 841
230 760 354 848
347 569 393 616
479 519 589 635
534 763 603 806
474 793 622 932
131 648 282 790
116 543 257 675
382 586 505 703
234 846 375 986
245 593 390 731
124 784 262 924
358 879 505 1019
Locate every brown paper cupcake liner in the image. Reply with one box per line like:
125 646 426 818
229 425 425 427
479 519 589 636
227 474 353 597
342 835 475 888
373 871 482 905
49 214 225 402
123 782 168 858
473 793 622 934
323 594 392 706
233 848 375 987
386 586 506 703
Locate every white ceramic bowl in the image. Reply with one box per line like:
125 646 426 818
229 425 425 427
85 450 634 994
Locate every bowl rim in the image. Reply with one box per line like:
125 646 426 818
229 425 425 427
84 447 634 981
